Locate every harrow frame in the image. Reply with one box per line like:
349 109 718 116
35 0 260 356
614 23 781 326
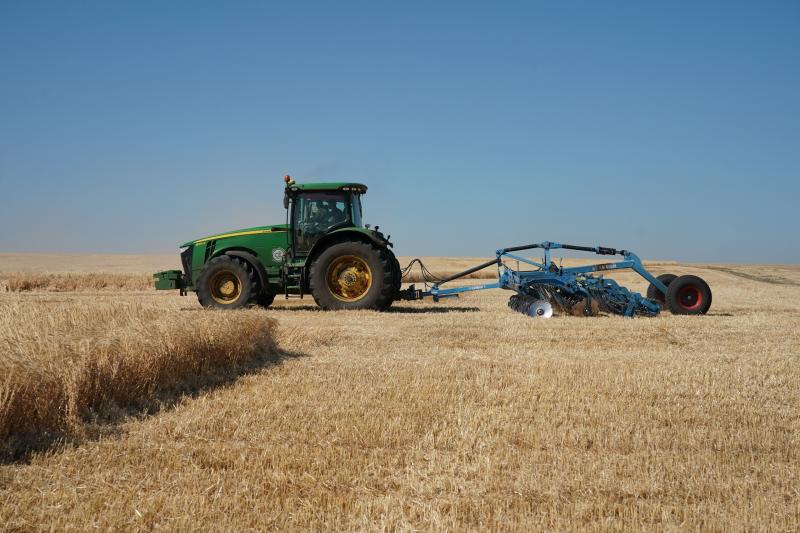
406 241 671 317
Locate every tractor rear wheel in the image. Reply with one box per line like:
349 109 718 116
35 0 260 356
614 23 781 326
381 254 402 311
646 273 677 305
309 241 394 311
665 275 712 315
196 255 258 309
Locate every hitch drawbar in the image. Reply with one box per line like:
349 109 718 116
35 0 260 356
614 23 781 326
397 241 712 318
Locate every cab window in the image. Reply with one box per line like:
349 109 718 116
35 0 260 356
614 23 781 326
292 192 350 253
351 193 363 227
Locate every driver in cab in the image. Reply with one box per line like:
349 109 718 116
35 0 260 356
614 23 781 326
309 201 346 232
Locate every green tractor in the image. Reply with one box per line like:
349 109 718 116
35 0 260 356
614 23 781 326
154 176 404 310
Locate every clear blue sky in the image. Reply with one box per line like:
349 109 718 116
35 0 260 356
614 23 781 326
1 1 798 262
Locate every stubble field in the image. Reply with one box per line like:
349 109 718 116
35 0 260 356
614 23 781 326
1 254 799 530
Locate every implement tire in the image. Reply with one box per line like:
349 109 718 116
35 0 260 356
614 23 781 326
309 241 394 311
666 275 712 315
646 273 677 305
196 255 258 309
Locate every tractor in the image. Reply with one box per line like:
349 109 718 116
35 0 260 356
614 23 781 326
154 176 402 310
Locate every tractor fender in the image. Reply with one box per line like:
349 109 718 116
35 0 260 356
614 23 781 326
219 249 271 290
306 229 391 264
305 229 398 289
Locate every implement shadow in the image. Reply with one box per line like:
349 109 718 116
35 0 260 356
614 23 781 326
2 346 307 464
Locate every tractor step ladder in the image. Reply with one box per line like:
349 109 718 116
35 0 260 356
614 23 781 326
282 265 305 299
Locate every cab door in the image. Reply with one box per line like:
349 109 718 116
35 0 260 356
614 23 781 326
291 192 350 256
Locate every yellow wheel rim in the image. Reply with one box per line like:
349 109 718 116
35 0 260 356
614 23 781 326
326 255 372 302
209 270 242 304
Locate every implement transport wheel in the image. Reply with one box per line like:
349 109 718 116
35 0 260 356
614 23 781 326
310 241 394 311
196 255 258 309
646 273 678 305
665 275 712 315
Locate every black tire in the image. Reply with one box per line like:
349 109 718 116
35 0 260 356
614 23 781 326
256 293 276 308
309 241 394 311
196 255 258 309
665 275 712 315
383 254 402 311
646 273 678 305
391 255 402 292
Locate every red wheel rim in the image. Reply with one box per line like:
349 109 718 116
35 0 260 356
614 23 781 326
677 285 703 311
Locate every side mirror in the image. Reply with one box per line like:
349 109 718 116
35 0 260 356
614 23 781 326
283 193 289 210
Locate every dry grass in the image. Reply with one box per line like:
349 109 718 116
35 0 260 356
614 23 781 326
0 256 799 530
1 272 154 292
0 301 278 460
0 253 174 293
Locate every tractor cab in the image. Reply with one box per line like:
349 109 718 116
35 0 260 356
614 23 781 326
282 176 368 257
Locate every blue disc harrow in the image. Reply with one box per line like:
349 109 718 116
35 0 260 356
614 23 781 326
399 241 712 317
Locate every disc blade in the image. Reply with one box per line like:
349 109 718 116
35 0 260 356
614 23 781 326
527 299 553 318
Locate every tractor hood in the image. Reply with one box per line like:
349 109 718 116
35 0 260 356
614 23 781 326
181 224 289 248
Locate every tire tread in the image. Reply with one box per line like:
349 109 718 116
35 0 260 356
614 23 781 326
665 274 712 315
309 241 394 311
196 255 258 309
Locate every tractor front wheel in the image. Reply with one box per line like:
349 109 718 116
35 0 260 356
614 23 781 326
196 255 258 309
309 241 394 311
665 275 712 315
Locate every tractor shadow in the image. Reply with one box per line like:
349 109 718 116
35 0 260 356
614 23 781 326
387 306 480 314
3 346 307 464
263 305 324 312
